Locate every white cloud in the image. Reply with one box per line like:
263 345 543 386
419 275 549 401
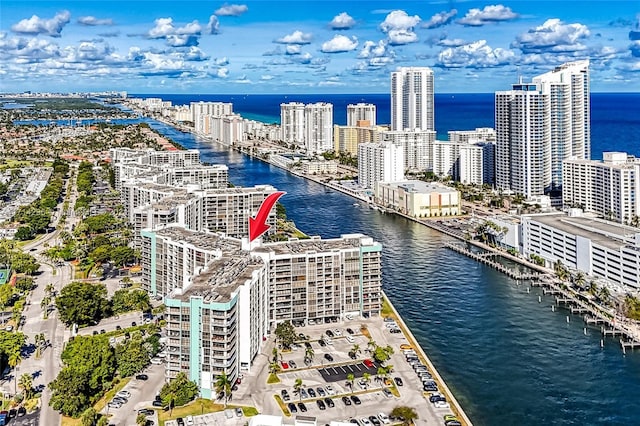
275 30 312 45
11 11 71 37
214 4 249 17
184 47 209 61
356 40 396 69
0 35 61 62
457 5 519 27
77 16 114 26
215 57 229 66
286 45 301 55
437 38 467 47
260 74 274 80
321 35 358 53
148 18 202 47
379 10 421 45
512 19 590 54
215 67 229 78
423 9 457 29
207 15 220 34
437 40 515 68
329 12 356 30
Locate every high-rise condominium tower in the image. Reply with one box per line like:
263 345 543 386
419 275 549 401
280 102 305 146
390 67 435 132
495 60 590 197
347 103 376 127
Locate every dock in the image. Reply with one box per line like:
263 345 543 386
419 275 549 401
445 242 541 280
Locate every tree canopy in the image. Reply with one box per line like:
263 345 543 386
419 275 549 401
159 372 199 408
274 320 296 350
55 281 110 326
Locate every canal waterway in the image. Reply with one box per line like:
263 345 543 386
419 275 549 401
142 119 640 425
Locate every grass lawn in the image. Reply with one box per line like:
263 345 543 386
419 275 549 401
381 297 394 318
267 373 281 384
157 399 224 425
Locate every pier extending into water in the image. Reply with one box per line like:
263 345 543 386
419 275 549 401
445 242 541 280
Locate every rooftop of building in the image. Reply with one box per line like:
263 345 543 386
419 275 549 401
378 180 459 194
198 185 276 195
149 192 196 210
253 233 378 256
525 212 640 250
155 225 241 253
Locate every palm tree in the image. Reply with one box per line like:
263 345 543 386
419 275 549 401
574 272 586 290
18 373 32 399
272 347 279 363
293 378 303 400
367 339 377 354
214 373 233 408
351 344 360 355
8 351 22 395
376 366 387 383
588 280 599 296
304 346 314 364
362 372 371 389
45 283 55 296
269 362 281 375
598 287 611 305
346 373 355 393
41 295 51 319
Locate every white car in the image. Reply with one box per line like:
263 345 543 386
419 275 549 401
333 329 342 336
150 357 163 365
157 351 167 358
378 413 390 424
345 335 355 343
360 418 372 426
325 385 336 395
116 390 131 399
186 415 194 425
434 401 450 409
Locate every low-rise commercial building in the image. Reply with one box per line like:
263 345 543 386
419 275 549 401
374 180 461 218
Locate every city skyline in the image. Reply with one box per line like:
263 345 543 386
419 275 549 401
1 1 639 94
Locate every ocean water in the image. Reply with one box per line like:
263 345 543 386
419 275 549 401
133 92 640 159
140 115 640 426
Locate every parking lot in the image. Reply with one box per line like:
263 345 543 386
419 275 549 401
230 315 458 426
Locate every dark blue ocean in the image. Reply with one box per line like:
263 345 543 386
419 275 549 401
121 93 640 425
133 93 640 159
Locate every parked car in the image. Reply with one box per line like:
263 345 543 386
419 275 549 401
307 388 317 398
346 328 354 335
288 403 297 413
16 407 26 417
281 389 290 401
316 387 326 397
350 395 361 405
360 418 372 426
318 339 327 347
116 390 131 399
345 335 355 343
326 330 334 338
363 359 374 368
325 385 336 395
289 360 297 369
316 399 326 410
152 400 163 407
341 396 352 406
324 353 334 362
382 388 393 398
186 415 195 425
298 402 307 413
394 377 403 386
324 397 334 408
176 419 184 426
138 408 155 416
378 413 390 424
369 415 381 426
300 388 308 399
150 358 163 365
235 408 243 417
136 374 149 380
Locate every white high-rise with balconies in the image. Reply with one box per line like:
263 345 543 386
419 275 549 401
358 142 404 189
304 102 333 153
495 61 590 198
533 60 590 190
280 102 305 146
347 103 376 127
390 67 435 132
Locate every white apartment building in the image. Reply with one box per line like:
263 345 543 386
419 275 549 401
390 67 435 132
522 211 640 291
280 102 305 146
448 128 496 144
357 142 404 189
495 83 551 198
495 61 590 197
304 103 333 153
375 180 461 217
458 145 484 185
301 160 338 175
245 120 280 142
563 152 640 224
533 60 590 188
210 114 244 146
143 225 383 396
432 141 459 179
347 103 376 127
333 125 382 156
381 130 436 173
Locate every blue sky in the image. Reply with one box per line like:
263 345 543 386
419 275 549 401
1 1 639 94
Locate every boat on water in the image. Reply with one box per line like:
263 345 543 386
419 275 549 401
353 203 360 207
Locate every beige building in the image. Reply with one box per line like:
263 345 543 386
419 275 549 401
333 125 382 156
375 180 461 218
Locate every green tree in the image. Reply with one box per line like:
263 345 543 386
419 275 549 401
14 226 34 241
49 367 91 417
61 335 116 396
81 407 99 426
10 252 40 274
0 284 15 310
8 350 23 394
111 289 151 314
362 372 371 388
41 295 52 319
293 378 303 400
214 372 233 408
274 321 296 350
115 334 150 377
111 246 135 267
373 345 394 364
269 361 281 375
159 372 199 408
18 372 33 399
136 413 147 426
390 406 418 425
346 373 355 393
90 245 111 264
55 281 110 326
304 346 314 364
